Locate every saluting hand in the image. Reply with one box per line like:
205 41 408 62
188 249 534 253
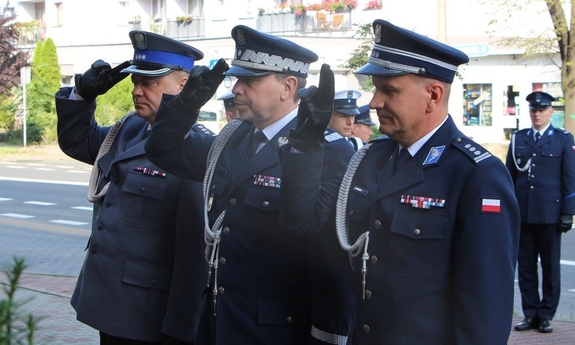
168 58 229 117
74 60 131 101
289 63 335 153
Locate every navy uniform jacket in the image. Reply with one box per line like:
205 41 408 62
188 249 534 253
55 87 208 343
505 125 575 223
145 97 353 345
280 116 520 345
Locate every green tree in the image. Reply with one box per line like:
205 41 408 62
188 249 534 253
94 77 134 125
25 38 61 143
339 22 373 90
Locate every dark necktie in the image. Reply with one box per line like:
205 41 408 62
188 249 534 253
394 147 411 175
247 130 267 161
535 132 541 142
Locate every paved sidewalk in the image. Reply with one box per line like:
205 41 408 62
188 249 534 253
1 273 574 344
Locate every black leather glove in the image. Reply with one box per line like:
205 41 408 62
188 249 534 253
289 64 334 153
168 58 229 117
559 214 572 233
74 60 131 101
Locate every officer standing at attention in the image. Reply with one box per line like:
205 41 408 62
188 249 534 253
279 19 520 344
328 89 362 145
144 25 354 344
55 31 211 344
217 89 239 122
506 91 575 334
350 104 376 150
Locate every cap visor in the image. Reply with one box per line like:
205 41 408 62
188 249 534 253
356 63 408 77
225 66 274 77
121 65 173 77
336 108 360 115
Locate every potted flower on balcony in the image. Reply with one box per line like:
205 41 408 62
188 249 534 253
176 15 193 24
364 0 382 10
128 15 141 24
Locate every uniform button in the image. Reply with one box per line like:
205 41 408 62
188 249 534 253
106 201 112 207
532 153 536 157
97 223 103 231
530 186 534 189
413 229 421 236
211 184 216 190
151 279 157 286
262 201 270 207
370 255 377 264
349 209 354 216
365 290 372 299
532 163 536 167
223 227 230 235
363 324 370 333
530 174 535 179
455 138 462 143
140 187 146 193
373 220 381 229
91 245 98 254
286 316 293 323
229 198 236 206
217 287 225 295
219 257 227 265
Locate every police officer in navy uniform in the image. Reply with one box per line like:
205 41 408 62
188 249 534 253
217 89 239 122
506 91 575 333
56 31 211 344
329 89 362 150
280 19 520 344
350 104 376 150
144 25 353 344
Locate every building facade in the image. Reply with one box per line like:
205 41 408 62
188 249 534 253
11 0 564 142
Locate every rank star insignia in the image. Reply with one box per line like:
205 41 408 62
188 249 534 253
277 137 288 147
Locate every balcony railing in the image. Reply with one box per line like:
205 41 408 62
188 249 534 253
165 18 206 39
13 21 45 46
257 10 352 34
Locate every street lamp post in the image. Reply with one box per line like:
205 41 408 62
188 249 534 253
20 66 31 148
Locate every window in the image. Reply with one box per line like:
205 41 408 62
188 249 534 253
187 0 203 17
462 84 492 126
55 2 63 27
152 0 166 20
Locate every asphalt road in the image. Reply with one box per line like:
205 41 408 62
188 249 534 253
0 147 574 322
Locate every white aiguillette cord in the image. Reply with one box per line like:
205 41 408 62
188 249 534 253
336 143 372 299
87 112 137 203
202 118 243 315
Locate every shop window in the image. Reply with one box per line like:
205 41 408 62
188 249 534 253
463 84 492 126
532 82 564 128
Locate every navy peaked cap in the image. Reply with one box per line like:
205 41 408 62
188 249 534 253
355 105 375 126
526 91 555 110
357 20 469 83
226 25 318 77
217 90 236 108
334 89 362 115
122 30 204 76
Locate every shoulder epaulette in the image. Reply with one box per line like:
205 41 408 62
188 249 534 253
452 137 492 164
192 123 216 136
324 130 344 143
555 127 570 135
371 135 391 143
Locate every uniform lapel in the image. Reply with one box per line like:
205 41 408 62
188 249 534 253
231 118 295 190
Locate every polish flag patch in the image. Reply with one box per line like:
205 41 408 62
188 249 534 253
481 199 501 213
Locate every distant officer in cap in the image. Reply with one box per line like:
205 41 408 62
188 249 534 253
328 89 362 145
145 24 354 345
217 89 239 122
279 19 520 345
350 104 376 150
506 91 575 334
55 30 216 344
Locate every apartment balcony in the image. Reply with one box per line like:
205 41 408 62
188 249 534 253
13 21 45 46
257 9 353 34
165 18 206 39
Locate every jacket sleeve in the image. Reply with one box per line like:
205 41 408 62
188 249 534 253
561 132 575 215
55 87 110 165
